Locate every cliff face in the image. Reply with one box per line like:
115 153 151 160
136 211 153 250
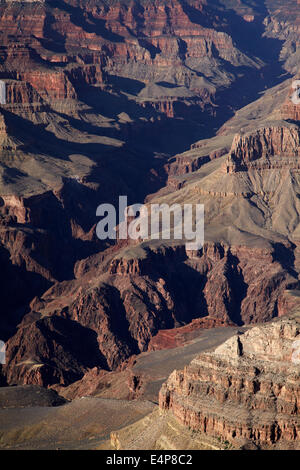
159 313 300 449
281 77 300 121
226 123 300 173
264 0 300 76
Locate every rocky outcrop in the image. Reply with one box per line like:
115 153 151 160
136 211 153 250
166 154 211 177
3 314 109 386
2 0 300 398
164 135 232 180
226 123 300 173
17 71 77 102
281 78 300 121
148 317 231 351
159 313 300 449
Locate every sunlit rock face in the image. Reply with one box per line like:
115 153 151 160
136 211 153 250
159 314 300 449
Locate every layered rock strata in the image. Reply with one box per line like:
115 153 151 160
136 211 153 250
159 313 300 449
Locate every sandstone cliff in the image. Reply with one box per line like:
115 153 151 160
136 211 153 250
159 312 300 449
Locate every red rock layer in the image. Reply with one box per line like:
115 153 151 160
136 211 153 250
148 317 231 351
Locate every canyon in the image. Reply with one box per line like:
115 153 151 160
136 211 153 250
0 0 300 451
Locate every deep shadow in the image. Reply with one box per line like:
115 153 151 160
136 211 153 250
224 252 248 326
46 0 124 43
272 242 298 279
0 245 52 341
41 11 67 53
108 75 146 96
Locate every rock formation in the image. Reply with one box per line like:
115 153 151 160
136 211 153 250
159 312 300 449
226 122 300 173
